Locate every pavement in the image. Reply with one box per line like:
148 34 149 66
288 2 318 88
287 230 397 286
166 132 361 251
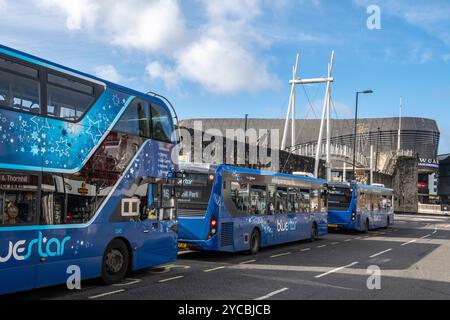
4 214 450 300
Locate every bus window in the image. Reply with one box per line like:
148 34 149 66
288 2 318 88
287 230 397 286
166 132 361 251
287 188 297 213
274 187 288 214
372 194 380 212
328 187 352 211
114 99 151 138
230 182 249 213
249 185 267 215
0 66 40 114
310 189 320 212
0 173 38 226
2 192 37 226
46 73 95 121
151 103 173 143
320 189 327 213
358 193 367 212
298 189 311 213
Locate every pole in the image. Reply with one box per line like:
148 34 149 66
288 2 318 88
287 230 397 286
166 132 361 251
314 50 335 178
352 92 359 181
343 162 347 182
370 145 374 185
375 127 380 172
291 64 297 154
281 54 299 151
326 71 332 181
397 96 403 151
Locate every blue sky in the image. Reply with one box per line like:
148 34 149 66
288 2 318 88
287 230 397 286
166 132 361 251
0 0 449 153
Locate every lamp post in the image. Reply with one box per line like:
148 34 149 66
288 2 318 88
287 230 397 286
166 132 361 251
353 90 373 181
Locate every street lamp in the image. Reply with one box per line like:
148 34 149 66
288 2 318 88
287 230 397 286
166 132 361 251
352 90 373 181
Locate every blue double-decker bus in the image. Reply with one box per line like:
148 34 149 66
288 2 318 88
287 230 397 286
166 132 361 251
327 182 394 232
177 164 328 254
0 45 179 295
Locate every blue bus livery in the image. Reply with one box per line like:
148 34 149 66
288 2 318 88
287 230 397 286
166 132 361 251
0 45 179 295
177 164 328 254
327 182 394 232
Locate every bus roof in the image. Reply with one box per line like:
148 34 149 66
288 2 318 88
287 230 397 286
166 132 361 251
217 164 327 184
0 44 171 108
356 184 394 194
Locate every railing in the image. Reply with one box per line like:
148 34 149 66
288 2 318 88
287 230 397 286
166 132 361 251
289 143 368 167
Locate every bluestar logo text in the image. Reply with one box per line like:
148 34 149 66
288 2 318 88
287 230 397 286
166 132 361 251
0 232 71 263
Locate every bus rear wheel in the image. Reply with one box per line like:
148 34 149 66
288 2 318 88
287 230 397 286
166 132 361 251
102 239 130 285
249 230 260 255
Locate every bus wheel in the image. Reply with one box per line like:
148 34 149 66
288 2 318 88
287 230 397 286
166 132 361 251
102 239 130 285
310 223 318 242
249 230 260 255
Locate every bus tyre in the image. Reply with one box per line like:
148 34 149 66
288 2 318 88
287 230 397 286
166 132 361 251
249 230 260 255
310 223 318 242
102 239 130 285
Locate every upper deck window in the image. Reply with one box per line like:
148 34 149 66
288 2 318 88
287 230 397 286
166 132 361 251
151 103 173 143
46 73 96 121
0 57 40 114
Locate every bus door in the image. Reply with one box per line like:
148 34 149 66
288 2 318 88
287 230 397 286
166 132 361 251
135 182 177 268
269 186 291 244
248 185 276 246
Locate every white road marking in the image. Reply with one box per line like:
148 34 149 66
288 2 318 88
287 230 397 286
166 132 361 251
331 242 339 245
301 248 311 252
370 249 392 258
317 245 327 248
344 239 352 242
401 239 417 246
89 289 125 299
204 267 226 273
112 278 142 287
254 288 289 301
158 276 184 283
433 229 438 234
420 234 431 239
355 237 363 240
270 252 291 258
315 262 359 279
240 259 257 265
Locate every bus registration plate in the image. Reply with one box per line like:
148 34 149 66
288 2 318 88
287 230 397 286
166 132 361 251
178 243 188 249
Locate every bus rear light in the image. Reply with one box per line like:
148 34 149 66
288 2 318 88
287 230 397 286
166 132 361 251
211 219 217 227
211 228 217 235
209 175 215 181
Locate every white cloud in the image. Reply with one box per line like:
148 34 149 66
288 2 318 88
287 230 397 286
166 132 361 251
146 62 179 89
30 0 280 94
94 65 123 83
36 0 99 30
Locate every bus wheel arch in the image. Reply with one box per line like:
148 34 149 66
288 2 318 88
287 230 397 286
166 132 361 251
101 237 132 285
249 228 261 255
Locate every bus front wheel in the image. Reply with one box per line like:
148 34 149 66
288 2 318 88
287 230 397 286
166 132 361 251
102 239 130 285
249 230 261 255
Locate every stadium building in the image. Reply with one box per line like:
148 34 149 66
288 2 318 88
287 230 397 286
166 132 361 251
179 117 440 203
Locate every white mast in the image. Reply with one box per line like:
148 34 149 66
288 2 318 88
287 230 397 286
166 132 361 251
281 51 335 178
314 50 335 178
281 54 299 151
